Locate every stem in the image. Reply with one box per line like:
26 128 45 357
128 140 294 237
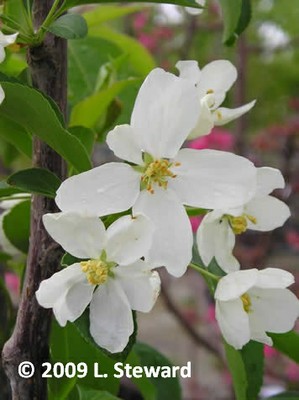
2 1 67 399
189 262 220 281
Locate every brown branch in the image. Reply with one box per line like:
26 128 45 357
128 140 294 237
160 280 225 366
2 1 67 399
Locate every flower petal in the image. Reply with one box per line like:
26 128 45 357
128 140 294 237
89 279 134 353
169 148 257 209
56 163 140 216
106 214 154 265
216 299 250 350
131 68 199 159
188 98 214 139
197 60 237 101
248 313 273 346
176 60 201 85
256 167 285 196
116 260 160 312
215 220 239 273
0 85 5 104
213 100 256 126
106 124 143 165
249 287 299 334
215 269 258 301
133 188 193 277
36 263 94 326
43 212 106 259
255 268 295 289
0 32 18 47
245 196 290 231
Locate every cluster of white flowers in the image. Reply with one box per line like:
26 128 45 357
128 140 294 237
36 59 299 353
0 31 18 103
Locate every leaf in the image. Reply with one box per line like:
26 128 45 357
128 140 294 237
77 386 121 400
2 200 30 253
88 25 155 77
270 331 299 364
84 5 143 26
7 168 61 198
68 126 95 156
47 14 88 40
2 0 31 38
236 0 252 36
73 309 137 362
0 81 91 172
61 253 81 267
262 393 299 400
224 342 247 400
63 0 201 12
0 114 32 158
132 342 182 400
70 79 139 129
0 181 23 198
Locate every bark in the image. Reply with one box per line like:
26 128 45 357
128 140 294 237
2 1 67 399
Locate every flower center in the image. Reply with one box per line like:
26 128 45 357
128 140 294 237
241 293 252 313
227 214 257 235
80 259 109 285
141 157 180 194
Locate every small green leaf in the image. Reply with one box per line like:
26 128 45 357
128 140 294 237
69 126 95 156
84 5 142 26
3 200 30 253
47 14 88 40
0 181 23 198
224 342 247 400
77 386 121 400
270 331 299 363
61 253 81 267
0 114 32 158
7 168 61 198
73 309 137 362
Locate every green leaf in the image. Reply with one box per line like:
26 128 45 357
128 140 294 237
224 341 264 400
270 331 299 363
88 25 155 77
50 320 119 399
2 0 31 38
262 393 299 400
0 81 91 172
73 309 137 362
219 0 251 45
132 342 182 400
84 5 142 26
0 114 32 158
236 0 252 36
2 200 30 253
77 386 121 400
63 0 201 12
47 14 88 40
68 126 95 156
7 168 61 198
61 253 81 267
0 181 23 198
70 79 139 129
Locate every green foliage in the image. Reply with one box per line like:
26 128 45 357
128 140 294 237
84 5 143 26
2 0 32 40
50 321 119 400
0 81 91 172
262 393 299 400
224 341 264 400
0 181 22 198
7 168 61 198
0 114 31 158
2 200 30 253
68 126 95 156
47 14 88 40
270 331 299 364
131 342 182 400
77 386 121 400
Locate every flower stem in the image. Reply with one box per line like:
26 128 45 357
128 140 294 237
189 262 220 281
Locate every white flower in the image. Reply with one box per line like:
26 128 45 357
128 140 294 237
36 212 160 353
186 0 205 15
215 268 299 349
176 59 256 138
0 31 18 103
55 68 258 277
197 167 290 272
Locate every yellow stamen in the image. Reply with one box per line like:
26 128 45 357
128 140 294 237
206 89 214 94
241 293 252 313
227 214 257 235
80 259 109 285
141 158 178 193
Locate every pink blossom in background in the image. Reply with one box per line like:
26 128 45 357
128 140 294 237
264 345 278 358
133 12 148 31
286 230 299 251
4 272 20 296
204 303 216 323
286 362 299 382
188 128 235 152
137 33 157 51
190 215 203 232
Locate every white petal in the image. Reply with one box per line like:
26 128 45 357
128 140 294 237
169 148 257 209
216 299 250 350
0 47 5 64
89 279 134 353
116 260 160 312
176 60 201 84
0 32 18 46
248 312 273 346
106 124 143 165
256 167 285 196
196 214 219 266
56 163 140 216
36 263 94 326
133 188 193 277
106 214 154 265
43 212 106 259
188 98 214 139
255 268 295 289
213 100 256 126
249 287 299 334
215 220 239 273
245 196 290 231
131 68 199 159
197 60 237 100
0 85 5 104
215 269 258 301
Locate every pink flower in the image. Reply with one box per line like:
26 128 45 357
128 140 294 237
133 12 148 31
264 345 277 358
137 33 157 52
188 128 235 151
5 272 20 296
286 362 299 382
